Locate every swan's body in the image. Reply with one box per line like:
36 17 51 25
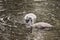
31 22 53 30
31 22 53 28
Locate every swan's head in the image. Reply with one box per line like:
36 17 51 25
24 13 37 28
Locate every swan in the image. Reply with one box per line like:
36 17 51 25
24 13 53 29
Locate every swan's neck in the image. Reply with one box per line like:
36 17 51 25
26 21 34 28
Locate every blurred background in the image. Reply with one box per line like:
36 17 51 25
0 0 60 40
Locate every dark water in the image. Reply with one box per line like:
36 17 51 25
0 0 60 40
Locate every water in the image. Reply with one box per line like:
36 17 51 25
0 0 60 40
